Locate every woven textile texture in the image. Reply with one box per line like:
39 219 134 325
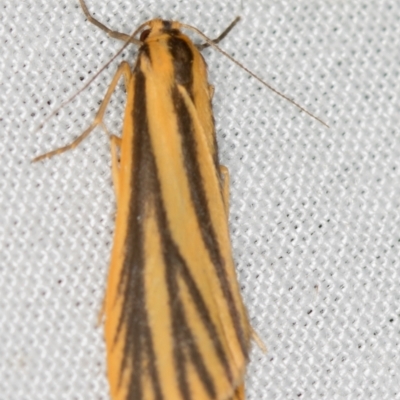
1 0 400 399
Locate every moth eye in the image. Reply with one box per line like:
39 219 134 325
140 29 151 42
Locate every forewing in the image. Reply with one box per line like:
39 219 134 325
103 28 251 400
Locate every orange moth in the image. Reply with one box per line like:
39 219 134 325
34 1 326 399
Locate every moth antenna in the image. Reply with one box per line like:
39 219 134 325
34 22 147 134
183 22 329 128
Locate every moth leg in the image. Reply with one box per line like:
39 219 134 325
220 165 230 213
95 136 121 328
251 328 267 353
220 165 268 355
208 84 215 100
198 16 241 50
79 0 135 43
33 62 132 162
220 169 267 355
95 133 119 327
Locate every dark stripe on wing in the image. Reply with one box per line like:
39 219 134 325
178 257 234 384
168 34 221 172
153 177 217 399
168 36 194 96
117 68 163 400
168 36 236 384
171 84 248 358
163 240 215 400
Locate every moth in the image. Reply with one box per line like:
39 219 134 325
35 1 326 399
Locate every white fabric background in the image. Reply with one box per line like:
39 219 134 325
1 0 399 399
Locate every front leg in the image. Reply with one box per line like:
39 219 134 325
220 165 230 214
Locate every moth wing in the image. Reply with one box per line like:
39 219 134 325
146 78 252 399
103 62 251 400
